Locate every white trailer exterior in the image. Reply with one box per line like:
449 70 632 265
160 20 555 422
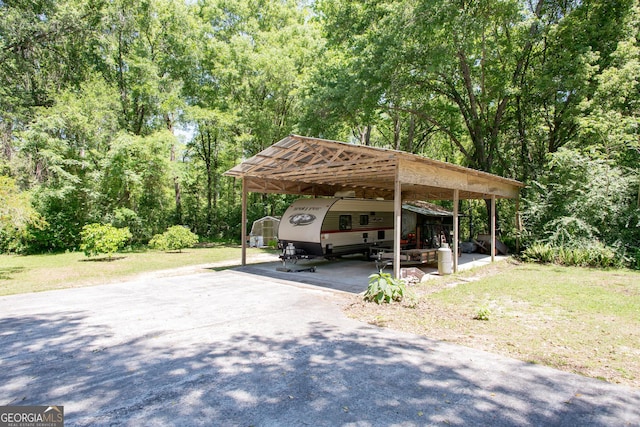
278 198 394 257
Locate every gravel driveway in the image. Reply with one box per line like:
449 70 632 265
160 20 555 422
1 268 638 426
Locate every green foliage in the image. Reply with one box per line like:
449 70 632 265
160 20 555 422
0 176 46 253
523 148 639 267
522 242 622 269
80 223 132 259
99 131 176 241
474 307 491 321
521 243 556 264
1 0 638 258
364 271 407 304
149 225 199 252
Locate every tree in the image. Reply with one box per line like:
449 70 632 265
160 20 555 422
307 0 637 237
99 131 176 241
181 0 321 238
80 223 132 259
0 0 104 169
523 148 639 261
0 175 45 252
575 2 639 169
12 78 121 251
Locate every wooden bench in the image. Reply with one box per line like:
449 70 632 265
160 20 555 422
374 248 439 265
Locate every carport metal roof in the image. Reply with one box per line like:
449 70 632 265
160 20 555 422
225 135 524 277
402 201 454 218
225 134 523 201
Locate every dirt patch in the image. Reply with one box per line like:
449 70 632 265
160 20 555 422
343 260 640 389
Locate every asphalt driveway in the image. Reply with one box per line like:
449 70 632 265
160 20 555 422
1 267 639 426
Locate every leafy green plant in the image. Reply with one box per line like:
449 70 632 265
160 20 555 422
522 241 622 268
364 271 407 304
522 149 639 268
80 223 132 259
474 306 491 321
149 225 199 253
521 243 556 264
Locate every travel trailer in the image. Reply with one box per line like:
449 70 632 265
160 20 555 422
278 198 395 258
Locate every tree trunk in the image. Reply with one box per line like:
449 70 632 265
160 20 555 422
359 125 372 146
1 121 12 162
407 115 415 153
393 114 401 150
166 113 182 224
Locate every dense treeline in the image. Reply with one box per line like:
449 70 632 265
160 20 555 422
0 0 638 266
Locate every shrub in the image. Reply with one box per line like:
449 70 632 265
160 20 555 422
80 223 131 259
522 149 639 268
521 243 555 264
149 225 199 252
474 306 491 321
521 242 623 268
364 271 407 304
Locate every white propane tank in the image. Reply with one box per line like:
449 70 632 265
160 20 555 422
438 244 452 275
285 242 296 256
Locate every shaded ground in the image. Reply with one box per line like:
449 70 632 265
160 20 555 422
239 252 507 294
1 268 639 426
344 260 640 389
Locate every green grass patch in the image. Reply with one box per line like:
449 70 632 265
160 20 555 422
433 264 639 318
346 261 640 388
0 246 275 296
431 264 640 386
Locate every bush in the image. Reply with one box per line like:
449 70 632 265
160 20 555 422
80 223 132 259
149 225 199 252
364 271 408 304
0 175 47 254
521 242 622 268
522 149 639 268
521 243 555 264
474 306 491 321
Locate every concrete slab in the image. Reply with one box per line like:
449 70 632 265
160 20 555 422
1 268 638 426
238 252 507 294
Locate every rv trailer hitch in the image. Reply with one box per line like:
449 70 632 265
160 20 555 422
277 251 317 273
277 263 316 273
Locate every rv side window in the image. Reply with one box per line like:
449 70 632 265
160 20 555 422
339 215 352 231
359 214 369 225
378 230 385 240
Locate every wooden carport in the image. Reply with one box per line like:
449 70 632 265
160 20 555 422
225 134 524 278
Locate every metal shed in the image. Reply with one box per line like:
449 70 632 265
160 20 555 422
225 134 524 277
249 216 280 247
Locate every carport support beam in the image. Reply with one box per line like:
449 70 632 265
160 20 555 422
393 174 402 279
515 197 521 253
491 195 496 263
241 178 247 266
453 189 459 273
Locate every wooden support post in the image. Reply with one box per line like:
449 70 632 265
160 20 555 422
453 189 459 273
241 178 247 266
515 197 521 253
491 195 496 263
393 174 402 279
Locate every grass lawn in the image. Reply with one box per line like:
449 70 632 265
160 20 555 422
345 260 640 389
0 245 276 296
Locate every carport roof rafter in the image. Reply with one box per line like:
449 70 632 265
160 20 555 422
224 134 524 200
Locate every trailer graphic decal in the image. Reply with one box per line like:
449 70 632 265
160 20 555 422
289 213 316 226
